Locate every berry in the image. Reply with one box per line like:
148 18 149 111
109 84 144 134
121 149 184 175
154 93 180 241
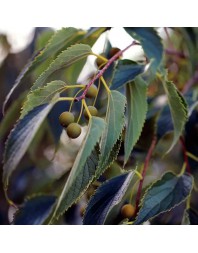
66 123 81 139
59 111 74 127
84 106 98 119
109 47 121 57
95 54 107 69
120 204 135 219
86 84 98 98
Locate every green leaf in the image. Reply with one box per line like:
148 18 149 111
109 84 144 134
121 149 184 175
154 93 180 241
31 44 92 90
124 28 163 75
3 104 54 189
2 27 85 113
96 91 126 178
83 171 135 225
124 77 148 164
20 80 66 118
134 172 193 225
162 78 188 152
50 116 106 222
13 195 56 225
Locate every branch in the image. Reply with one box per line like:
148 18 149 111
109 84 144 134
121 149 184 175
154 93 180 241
75 40 140 101
135 136 157 215
165 48 187 59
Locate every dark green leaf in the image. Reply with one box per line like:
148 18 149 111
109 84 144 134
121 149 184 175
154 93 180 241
83 171 135 225
3 103 54 189
110 60 145 90
162 78 188 152
134 172 193 225
50 116 106 222
124 77 148 164
13 195 56 225
124 28 163 74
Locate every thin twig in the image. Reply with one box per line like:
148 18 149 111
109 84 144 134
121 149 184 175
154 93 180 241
180 136 191 174
182 70 198 95
75 40 140 101
134 136 157 215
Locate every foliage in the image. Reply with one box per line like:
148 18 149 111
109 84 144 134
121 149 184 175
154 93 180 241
1 27 198 225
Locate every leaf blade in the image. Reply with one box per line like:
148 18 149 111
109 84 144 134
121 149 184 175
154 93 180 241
134 172 193 225
96 91 126 178
110 60 145 90
83 171 135 225
124 77 148 164
50 116 106 222
13 195 56 225
3 103 54 189
124 28 163 74
21 80 66 118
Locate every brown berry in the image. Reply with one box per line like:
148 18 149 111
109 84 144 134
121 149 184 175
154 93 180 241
59 111 74 127
66 123 81 139
121 204 135 219
109 47 121 57
86 84 98 98
84 106 98 119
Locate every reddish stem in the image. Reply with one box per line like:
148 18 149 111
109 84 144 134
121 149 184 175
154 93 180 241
135 136 157 215
165 48 187 59
182 70 198 95
180 136 191 174
75 40 139 101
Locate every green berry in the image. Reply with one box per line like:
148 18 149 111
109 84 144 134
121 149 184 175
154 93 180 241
95 54 106 69
86 84 98 98
84 106 98 119
109 47 121 57
59 111 74 127
66 123 81 139
120 204 135 219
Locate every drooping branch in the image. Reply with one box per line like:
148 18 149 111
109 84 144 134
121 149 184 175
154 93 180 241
134 136 157 216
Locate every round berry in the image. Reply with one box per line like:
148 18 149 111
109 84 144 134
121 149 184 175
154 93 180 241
84 106 98 119
86 84 98 98
120 204 135 219
59 111 74 127
109 47 121 57
66 123 81 139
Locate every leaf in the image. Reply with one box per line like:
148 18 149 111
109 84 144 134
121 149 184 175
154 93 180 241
96 91 126 178
83 171 135 225
31 44 92 91
13 195 56 225
162 78 188 152
3 27 84 114
50 116 106 222
124 77 148 164
124 28 163 74
110 60 145 90
181 209 190 225
21 80 66 118
3 103 54 189
134 172 193 225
